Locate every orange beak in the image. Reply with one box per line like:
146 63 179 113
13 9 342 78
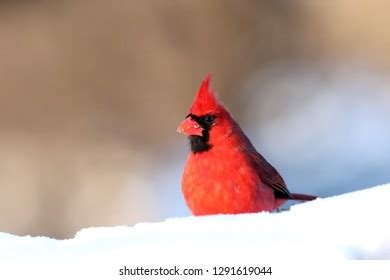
177 117 203 136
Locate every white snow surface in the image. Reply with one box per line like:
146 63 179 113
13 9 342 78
1 184 390 279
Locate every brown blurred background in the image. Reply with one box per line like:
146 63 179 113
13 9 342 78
1 1 390 239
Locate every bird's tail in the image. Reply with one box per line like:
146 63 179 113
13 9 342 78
290 193 317 201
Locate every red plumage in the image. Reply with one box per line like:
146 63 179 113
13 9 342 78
177 75 316 215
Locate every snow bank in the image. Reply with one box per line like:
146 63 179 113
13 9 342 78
1 184 390 279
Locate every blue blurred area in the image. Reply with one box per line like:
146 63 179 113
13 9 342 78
244 62 390 197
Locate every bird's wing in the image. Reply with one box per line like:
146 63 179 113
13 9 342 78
249 151 292 199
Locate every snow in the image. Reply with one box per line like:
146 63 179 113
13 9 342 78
1 183 390 279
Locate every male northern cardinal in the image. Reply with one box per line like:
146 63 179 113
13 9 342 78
177 75 316 215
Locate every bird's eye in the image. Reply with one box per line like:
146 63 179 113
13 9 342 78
203 115 215 124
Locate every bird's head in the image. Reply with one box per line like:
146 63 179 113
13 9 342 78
177 75 234 153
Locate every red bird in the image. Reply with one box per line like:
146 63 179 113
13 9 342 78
177 75 316 215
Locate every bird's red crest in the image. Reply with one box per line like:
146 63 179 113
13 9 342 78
189 74 221 115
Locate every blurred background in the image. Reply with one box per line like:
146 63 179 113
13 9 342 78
0 0 389 239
